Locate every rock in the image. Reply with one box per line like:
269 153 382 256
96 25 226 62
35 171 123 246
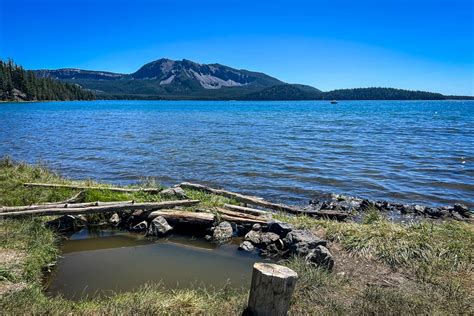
251 223 262 232
239 241 255 252
131 220 148 231
161 187 188 198
132 210 144 217
245 230 262 245
46 215 84 231
245 230 280 247
424 207 445 218
284 230 327 256
454 204 471 217
204 235 212 241
109 213 120 226
268 220 293 238
305 245 334 270
147 216 173 236
413 205 426 214
212 221 233 242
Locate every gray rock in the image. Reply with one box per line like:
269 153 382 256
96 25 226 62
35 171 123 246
305 245 334 270
161 187 188 199
268 220 293 238
414 205 426 214
212 221 233 241
204 235 212 241
238 241 255 252
109 213 120 226
46 215 84 231
244 230 280 247
147 216 173 236
131 220 148 231
251 223 262 232
284 229 327 256
454 204 471 217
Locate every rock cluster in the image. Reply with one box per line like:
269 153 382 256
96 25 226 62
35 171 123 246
239 220 334 270
307 194 472 221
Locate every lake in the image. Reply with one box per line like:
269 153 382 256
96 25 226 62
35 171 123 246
0 100 472 207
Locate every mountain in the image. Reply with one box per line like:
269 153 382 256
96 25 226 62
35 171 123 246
34 58 473 100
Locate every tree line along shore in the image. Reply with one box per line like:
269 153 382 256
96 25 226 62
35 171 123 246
0 157 472 314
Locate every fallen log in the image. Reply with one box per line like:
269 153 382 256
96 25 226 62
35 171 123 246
0 200 200 217
220 214 269 225
215 207 269 222
147 210 215 226
177 182 297 213
178 182 348 220
0 200 134 213
23 182 162 194
223 204 270 217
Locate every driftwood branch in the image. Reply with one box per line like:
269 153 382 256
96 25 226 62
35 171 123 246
147 210 215 226
23 182 162 194
215 207 269 222
178 182 348 220
223 204 270 217
0 200 134 213
0 200 200 217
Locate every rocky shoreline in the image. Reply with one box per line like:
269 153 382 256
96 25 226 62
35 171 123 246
304 193 473 222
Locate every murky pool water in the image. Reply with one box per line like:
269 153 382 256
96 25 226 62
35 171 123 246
45 228 269 300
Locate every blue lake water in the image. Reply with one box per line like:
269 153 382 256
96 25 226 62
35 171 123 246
0 100 473 207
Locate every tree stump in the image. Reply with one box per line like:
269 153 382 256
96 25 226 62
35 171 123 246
247 262 298 316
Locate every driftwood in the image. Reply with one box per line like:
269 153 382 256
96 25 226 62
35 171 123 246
177 182 297 213
178 182 348 220
23 182 162 194
0 200 134 213
147 210 215 226
247 262 298 316
223 204 270 217
0 200 200 217
215 207 269 222
220 214 269 225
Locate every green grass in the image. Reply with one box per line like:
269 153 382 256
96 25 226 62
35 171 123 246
1 158 473 314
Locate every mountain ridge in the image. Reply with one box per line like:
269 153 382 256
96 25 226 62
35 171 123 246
34 58 473 100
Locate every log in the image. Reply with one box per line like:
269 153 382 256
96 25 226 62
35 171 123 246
0 200 134 213
147 210 215 226
247 263 298 316
178 182 298 213
23 182 162 194
215 207 268 222
179 183 348 220
223 204 270 217
0 200 200 217
220 214 268 225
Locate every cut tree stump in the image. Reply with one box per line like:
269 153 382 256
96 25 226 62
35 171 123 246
247 262 298 316
23 182 162 194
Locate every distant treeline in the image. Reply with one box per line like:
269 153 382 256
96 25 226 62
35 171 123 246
0 59 94 101
321 87 446 100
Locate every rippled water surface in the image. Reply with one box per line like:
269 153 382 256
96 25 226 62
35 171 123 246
1 100 473 207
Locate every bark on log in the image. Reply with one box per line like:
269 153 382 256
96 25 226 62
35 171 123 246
0 200 200 217
220 214 268 225
23 182 162 194
0 200 134 213
178 182 347 220
247 262 298 316
223 204 270 217
147 210 215 226
215 208 269 222
177 182 298 213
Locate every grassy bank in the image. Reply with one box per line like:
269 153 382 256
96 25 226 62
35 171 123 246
1 158 473 314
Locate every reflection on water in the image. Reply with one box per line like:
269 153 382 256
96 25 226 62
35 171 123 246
1 100 473 207
45 228 268 300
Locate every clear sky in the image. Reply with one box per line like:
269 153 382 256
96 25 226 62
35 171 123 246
1 0 473 95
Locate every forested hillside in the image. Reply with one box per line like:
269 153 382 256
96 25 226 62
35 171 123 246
0 59 94 101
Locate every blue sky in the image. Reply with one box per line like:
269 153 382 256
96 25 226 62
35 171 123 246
1 0 473 95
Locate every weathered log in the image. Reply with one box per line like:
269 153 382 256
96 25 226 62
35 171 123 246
147 210 215 226
178 182 298 213
178 182 347 220
247 262 298 316
220 214 269 225
0 200 134 213
215 207 268 222
23 182 162 194
0 200 200 217
223 204 270 217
